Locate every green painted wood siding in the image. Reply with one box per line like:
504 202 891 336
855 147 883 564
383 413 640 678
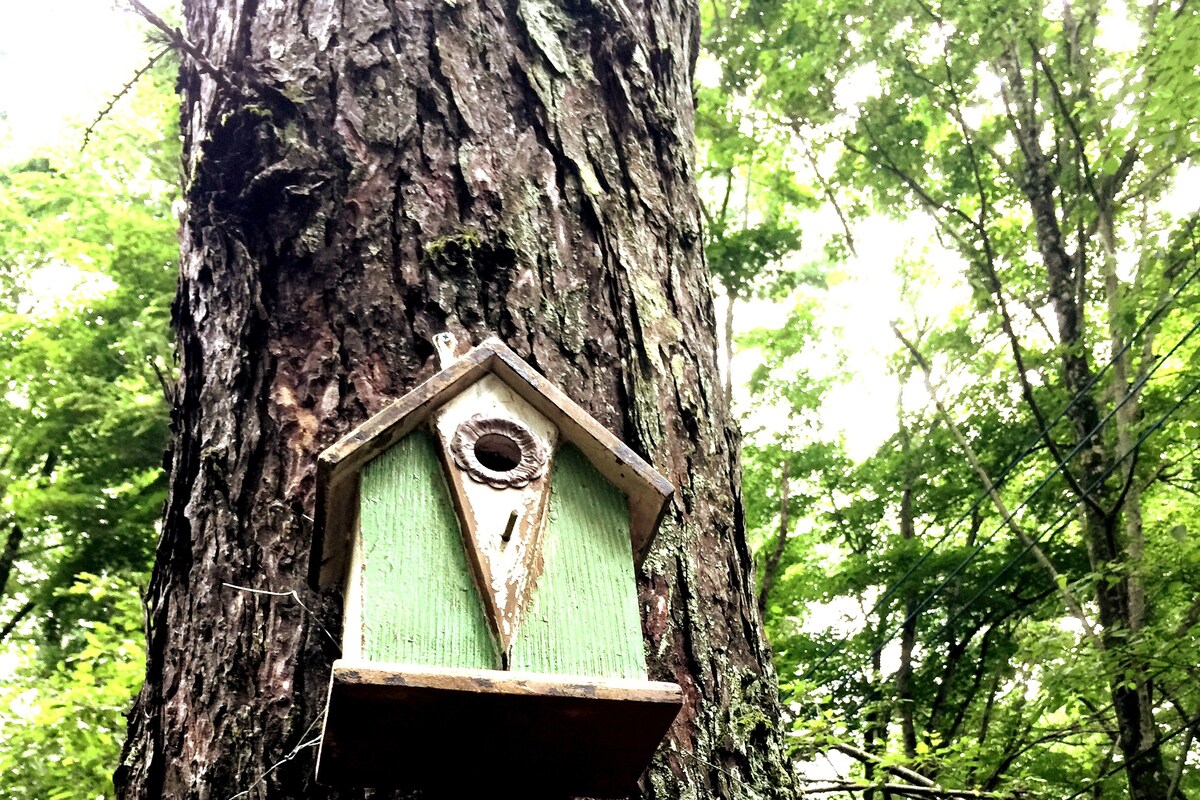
510 444 648 680
358 429 497 668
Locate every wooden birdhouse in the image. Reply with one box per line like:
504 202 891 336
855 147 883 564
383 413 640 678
311 335 682 796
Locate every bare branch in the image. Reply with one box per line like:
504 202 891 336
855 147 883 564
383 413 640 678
122 1 247 97
1176 595 1200 638
840 135 972 254
831 743 936 788
800 779 1010 799
797 133 858 257
149 356 176 406
973 250 1108 518
0 599 35 644
82 48 170 152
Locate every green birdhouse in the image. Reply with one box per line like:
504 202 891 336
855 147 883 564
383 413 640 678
311 335 681 796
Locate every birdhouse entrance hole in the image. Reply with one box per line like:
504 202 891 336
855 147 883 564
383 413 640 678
474 432 522 472
450 414 548 488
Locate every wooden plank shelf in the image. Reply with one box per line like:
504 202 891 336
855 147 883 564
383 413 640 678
316 660 683 797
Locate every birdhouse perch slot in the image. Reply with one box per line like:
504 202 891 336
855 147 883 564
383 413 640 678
310 336 681 796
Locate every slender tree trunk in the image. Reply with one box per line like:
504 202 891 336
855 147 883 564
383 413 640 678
896 467 919 764
1001 51 1170 798
116 2 794 799
894 383 918 764
864 618 892 800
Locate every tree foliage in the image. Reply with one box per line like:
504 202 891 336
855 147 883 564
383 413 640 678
0 59 179 798
699 0 1200 796
2 0 1198 797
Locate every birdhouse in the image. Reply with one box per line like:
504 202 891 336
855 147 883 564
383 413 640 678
311 335 681 796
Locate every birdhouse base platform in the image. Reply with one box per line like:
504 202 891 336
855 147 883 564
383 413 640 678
315 660 683 796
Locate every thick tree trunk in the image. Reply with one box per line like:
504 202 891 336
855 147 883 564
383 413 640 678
116 1 793 799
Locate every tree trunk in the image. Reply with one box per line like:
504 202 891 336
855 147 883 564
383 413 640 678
894 383 918 766
1001 53 1171 798
116 1 793 799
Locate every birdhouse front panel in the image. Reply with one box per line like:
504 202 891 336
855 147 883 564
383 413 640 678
509 443 647 680
313 338 682 796
432 374 559 660
353 429 495 669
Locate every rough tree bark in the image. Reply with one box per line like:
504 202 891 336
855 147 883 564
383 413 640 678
115 1 793 799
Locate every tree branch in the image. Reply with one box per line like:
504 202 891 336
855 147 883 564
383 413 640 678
1176 595 1200 638
832 743 935 788
1028 44 1103 209
82 48 171 152
796 132 858 257
841 135 972 254
800 779 1009 799
122 1 247 97
0 523 24 600
0 599 35 644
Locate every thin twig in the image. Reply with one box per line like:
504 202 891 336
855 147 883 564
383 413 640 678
226 735 322 800
148 356 175 406
81 48 169 152
797 133 858 257
223 669 330 800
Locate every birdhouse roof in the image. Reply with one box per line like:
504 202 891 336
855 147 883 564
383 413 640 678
311 338 675 588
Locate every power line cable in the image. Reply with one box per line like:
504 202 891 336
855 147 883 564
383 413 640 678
797 257 1200 681
927 338 1200 652
857 318 1200 669
1062 709 1200 800
888 245 1200 600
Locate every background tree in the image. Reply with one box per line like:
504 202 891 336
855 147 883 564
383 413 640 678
699 0 1200 796
115 1 794 799
0 55 179 798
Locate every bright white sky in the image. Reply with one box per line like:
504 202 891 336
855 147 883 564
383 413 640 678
0 0 161 160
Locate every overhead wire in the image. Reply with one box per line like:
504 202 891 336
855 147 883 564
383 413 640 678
914 319 1200 657
842 315 1200 674
1062 708 1200 800
973 670 1200 798
797 256 1200 681
873 357 1200 793
810 380 1200 795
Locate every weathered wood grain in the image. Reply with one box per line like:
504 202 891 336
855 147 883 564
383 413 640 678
432 373 557 659
510 444 647 680
357 430 496 668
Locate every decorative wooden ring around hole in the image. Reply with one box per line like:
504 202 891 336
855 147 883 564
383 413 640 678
450 415 549 488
